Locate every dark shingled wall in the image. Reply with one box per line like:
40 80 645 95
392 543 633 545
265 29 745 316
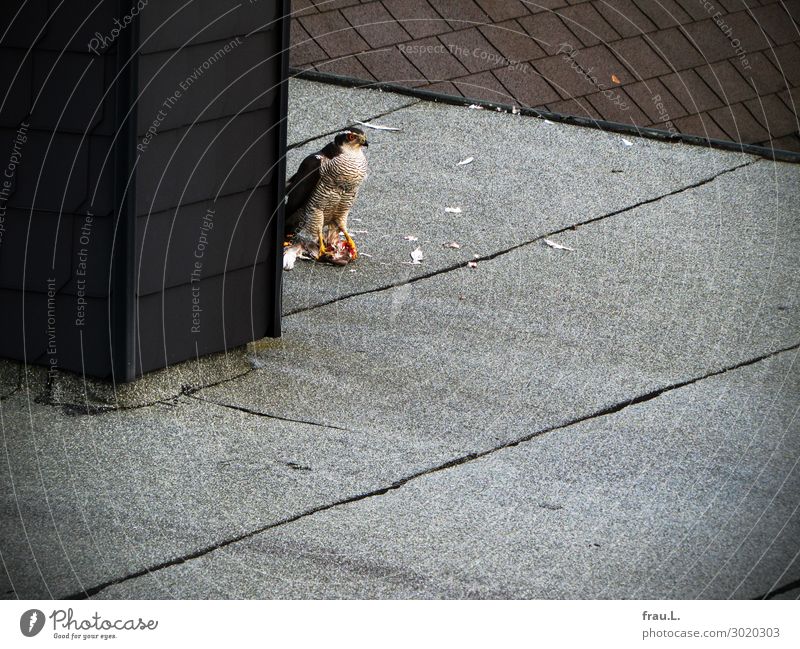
0 0 289 381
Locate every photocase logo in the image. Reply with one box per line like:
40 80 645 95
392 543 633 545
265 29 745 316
20 609 45 637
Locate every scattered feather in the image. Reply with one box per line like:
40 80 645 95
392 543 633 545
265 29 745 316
403 235 418 241
511 106 520 115
355 120 400 131
360 253 373 258
443 241 461 249
543 119 555 125
281 243 315 266
468 104 484 110
621 138 634 147
467 261 478 268
410 247 424 264
350 229 369 234
282 246 298 271
457 157 474 166
544 238 575 252
445 206 462 214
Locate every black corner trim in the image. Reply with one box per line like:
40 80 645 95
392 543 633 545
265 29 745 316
110 0 140 383
267 0 292 339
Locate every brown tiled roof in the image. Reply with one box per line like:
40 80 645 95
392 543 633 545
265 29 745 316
289 0 800 153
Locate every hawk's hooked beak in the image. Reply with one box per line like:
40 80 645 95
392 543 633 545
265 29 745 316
359 134 369 147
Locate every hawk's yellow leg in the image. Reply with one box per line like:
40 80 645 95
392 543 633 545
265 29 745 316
317 231 327 257
341 229 358 259
333 206 358 259
306 208 326 258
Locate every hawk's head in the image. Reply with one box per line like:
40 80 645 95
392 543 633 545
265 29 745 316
336 127 369 150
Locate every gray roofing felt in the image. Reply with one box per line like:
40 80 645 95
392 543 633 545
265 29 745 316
1 79 798 600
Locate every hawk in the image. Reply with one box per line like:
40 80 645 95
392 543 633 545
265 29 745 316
283 127 369 269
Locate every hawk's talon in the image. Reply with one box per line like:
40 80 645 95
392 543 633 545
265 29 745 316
316 232 327 259
341 230 358 259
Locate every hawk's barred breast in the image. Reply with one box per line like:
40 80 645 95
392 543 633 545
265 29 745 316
309 149 368 213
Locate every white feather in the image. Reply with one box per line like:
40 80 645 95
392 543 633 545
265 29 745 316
355 120 401 131
283 246 298 270
544 239 575 252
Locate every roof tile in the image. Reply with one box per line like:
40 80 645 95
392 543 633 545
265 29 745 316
634 0 693 29
647 27 706 70
312 56 377 79
661 69 724 113
382 0 452 39
720 10 775 52
357 47 428 86
595 0 657 38
709 102 771 141
766 133 800 153
421 80 463 95
613 36 671 80
309 0 361 10
744 93 799 138
290 20 327 66
479 19 547 63
762 43 800 87
518 12 584 55
672 0 712 22
438 27 507 73
342 2 411 48
400 36 471 81
535 53 608 98
697 59 757 103
300 11 370 58
672 113 730 140
750 4 800 45
741 51 788 95
427 0 490 29
682 19 744 64
493 64 562 105
625 78 688 124
557 4 621 47
454 70 517 102
474 0 530 22
548 95 603 119
525 0 569 12
585 87 649 125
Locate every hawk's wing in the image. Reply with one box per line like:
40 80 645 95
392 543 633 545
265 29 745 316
284 142 339 237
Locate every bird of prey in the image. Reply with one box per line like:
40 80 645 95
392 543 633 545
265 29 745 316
283 127 369 269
